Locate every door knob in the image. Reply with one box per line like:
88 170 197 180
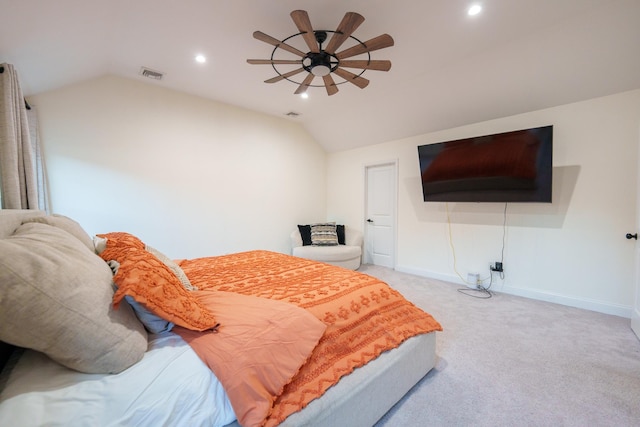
626 233 638 240
366 219 373 223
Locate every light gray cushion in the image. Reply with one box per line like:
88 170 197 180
293 244 362 263
0 209 45 238
0 222 147 374
22 213 94 252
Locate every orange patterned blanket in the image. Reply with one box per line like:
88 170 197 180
179 250 442 427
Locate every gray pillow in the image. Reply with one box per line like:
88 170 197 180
22 214 94 252
0 222 147 374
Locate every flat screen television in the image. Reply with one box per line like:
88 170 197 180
417 125 553 203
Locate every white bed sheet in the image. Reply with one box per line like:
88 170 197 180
0 332 236 427
1 331 437 427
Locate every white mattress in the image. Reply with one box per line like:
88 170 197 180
0 332 236 427
1 331 437 427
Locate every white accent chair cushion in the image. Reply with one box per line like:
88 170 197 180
291 226 363 270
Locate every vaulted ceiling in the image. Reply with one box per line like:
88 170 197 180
2 0 639 152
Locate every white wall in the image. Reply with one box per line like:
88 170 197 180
327 89 640 317
31 75 327 259
29 75 640 316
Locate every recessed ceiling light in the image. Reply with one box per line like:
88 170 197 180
195 54 206 63
468 4 482 16
300 92 309 99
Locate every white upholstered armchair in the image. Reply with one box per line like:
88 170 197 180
290 225 363 270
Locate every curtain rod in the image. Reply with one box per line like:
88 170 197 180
0 65 31 110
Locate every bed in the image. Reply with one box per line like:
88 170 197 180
0 209 441 427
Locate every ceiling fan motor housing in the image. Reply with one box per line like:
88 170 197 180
304 52 335 76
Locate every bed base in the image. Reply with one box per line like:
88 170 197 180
225 332 436 427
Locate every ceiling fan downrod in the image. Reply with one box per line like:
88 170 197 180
302 31 335 77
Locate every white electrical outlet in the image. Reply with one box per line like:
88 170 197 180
466 273 480 289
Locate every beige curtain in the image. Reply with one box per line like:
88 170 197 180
26 107 50 212
0 63 39 209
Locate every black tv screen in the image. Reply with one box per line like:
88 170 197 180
417 125 553 203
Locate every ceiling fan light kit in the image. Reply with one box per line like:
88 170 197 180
247 10 394 96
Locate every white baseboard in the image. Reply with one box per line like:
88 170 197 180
395 265 632 318
632 307 640 341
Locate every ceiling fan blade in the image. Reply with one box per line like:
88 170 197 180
338 59 392 71
322 74 339 96
253 31 306 57
335 34 395 60
290 10 319 53
294 73 315 94
264 68 306 84
324 12 365 54
247 59 303 65
333 67 370 89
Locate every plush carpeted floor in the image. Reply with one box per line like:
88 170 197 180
358 265 640 427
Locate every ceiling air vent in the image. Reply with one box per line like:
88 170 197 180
139 67 164 80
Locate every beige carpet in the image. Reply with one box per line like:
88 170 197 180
357 264 640 427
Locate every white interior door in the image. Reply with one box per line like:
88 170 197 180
364 162 396 268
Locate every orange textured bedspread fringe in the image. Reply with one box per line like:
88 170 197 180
179 250 442 427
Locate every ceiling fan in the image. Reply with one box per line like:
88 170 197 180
247 10 394 96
